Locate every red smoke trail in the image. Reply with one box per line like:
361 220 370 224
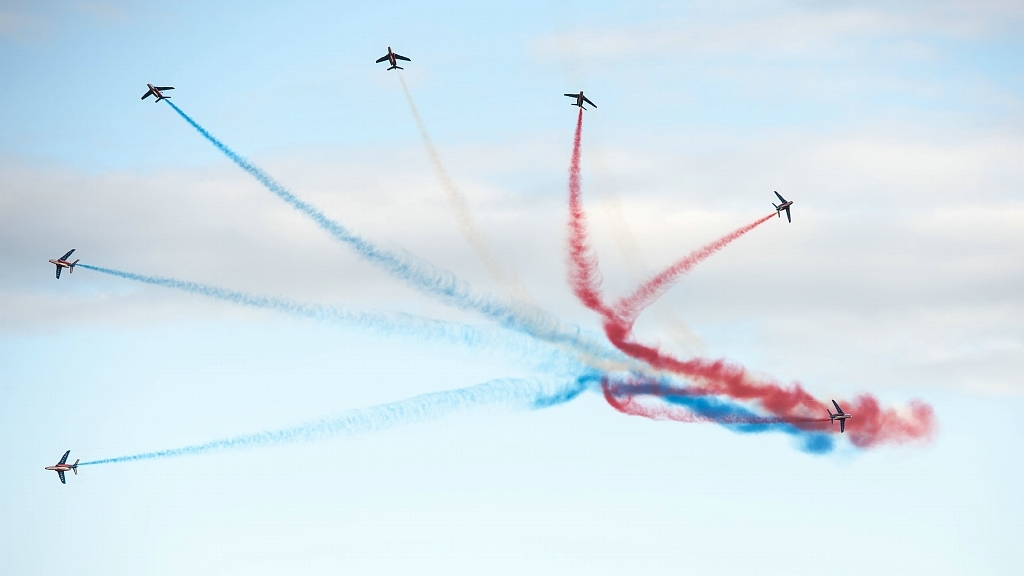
614 213 776 324
566 108 614 317
563 110 936 448
602 383 702 423
602 324 936 446
601 379 829 426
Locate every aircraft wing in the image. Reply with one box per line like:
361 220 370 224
832 400 845 415
59 450 70 465
583 96 597 108
55 266 62 279
141 90 153 100
375 55 389 63
58 471 66 484
840 419 845 433
394 54 410 61
156 86 174 91
60 249 75 261
564 94 577 98
785 207 791 222
775 191 787 202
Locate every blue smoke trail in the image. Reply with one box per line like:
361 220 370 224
78 264 579 374
164 100 631 371
80 376 590 466
606 379 835 454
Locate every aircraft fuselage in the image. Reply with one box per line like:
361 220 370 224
48 259 72 269
775 200 793 215
44 464 75 473
147 84 167 101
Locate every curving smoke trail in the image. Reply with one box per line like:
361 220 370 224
564 110 937 448
397 73 530 300
77 264 575 374
163 100 633 374
601 377 835 454
80 376 593 467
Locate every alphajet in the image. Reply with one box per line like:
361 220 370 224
565 91 597 110
48 249 79 279
376 47 411 70
45 450 79 484
827 400 852 433
772 191 794 222
141 83 174 102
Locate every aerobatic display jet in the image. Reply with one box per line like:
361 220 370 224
45 450 79 484
141 83 174 102
827 400 852 433
565 91 597 110
376 47 410 70
48 249 79 279
772 191 794 222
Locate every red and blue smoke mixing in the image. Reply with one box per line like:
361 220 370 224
79 97 933 468
565 108 934 449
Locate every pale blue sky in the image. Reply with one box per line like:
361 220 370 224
2 1 1023 574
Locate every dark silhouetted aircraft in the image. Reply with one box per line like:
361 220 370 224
772 191 793 222
827 400 852 433
45 450 79 484
565 91 597 110
49 249 78 279
141 84 174 102
376 47 410 70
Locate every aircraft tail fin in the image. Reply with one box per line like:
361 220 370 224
827 409 835 423
72 459 79 474
69 259 79 273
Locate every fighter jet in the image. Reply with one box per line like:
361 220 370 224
827 400 852 433
48 249 79 279
772 191 793 222
564 91 597 110
141 83 174 102
45 450 79 485
376 47 411 70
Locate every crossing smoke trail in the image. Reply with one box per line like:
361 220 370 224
397 73 530 300
77 264 575 373
163 100 633 374
601 378 835 453
80 376 592 467
79 268 784 446
565 109 936 448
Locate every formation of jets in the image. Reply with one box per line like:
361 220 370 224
45 451 79 484
828 400 852 433
141 83 174 102
42 50 826 483
48 249 78 279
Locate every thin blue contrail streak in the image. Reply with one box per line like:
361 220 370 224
80 377 589 466
78 264 578 374
164 100 630 370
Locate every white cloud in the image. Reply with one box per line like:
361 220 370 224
537 1 1024 62
3 110 1022 395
